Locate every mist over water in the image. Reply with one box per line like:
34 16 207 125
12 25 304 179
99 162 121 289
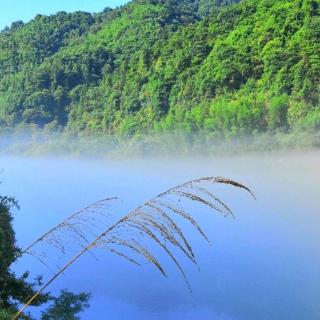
1 131 320 159
1 150 320 320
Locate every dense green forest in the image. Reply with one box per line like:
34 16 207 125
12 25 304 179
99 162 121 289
0 0 319 139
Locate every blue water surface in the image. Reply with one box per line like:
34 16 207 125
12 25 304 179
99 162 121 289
1 152 319 320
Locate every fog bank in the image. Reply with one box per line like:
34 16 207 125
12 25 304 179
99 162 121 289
1 131 320 159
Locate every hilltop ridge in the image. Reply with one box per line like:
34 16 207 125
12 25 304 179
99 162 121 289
0 0 319 139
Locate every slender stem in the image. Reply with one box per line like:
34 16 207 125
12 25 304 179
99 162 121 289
13 177 254 319
13 218 123 320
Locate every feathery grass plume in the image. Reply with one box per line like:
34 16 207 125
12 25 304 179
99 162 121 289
15 197 119 270
13 177 254 320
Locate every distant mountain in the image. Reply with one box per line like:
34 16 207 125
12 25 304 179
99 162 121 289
0 0 319 137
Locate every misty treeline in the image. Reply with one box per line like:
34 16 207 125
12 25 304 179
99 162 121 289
0 0 319 139
1 177 253 319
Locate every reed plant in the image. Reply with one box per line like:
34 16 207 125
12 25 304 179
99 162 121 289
13 176 254 319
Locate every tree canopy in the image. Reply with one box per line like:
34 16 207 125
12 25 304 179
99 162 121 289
0 0 319 138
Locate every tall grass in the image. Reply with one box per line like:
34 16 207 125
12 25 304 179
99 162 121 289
13 176 254 320
21 197 119 266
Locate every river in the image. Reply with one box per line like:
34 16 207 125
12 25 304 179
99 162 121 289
1 151 319 320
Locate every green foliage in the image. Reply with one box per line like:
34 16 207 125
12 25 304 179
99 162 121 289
197 0 240 16
0 309 13 319
41 291 90 320
0 196 47 319
0 0 319 138
0 195 90 319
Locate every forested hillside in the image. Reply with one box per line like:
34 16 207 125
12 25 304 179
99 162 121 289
0 0 319 138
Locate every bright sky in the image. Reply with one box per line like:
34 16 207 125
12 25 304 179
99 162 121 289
0 0 129 30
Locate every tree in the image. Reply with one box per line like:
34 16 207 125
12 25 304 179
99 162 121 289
0 194 90 319
41 291 90 320
0 196 47 319
0 0 319 138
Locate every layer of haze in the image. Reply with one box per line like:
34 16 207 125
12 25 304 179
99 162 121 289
1 151 320 319
0 0 129 30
